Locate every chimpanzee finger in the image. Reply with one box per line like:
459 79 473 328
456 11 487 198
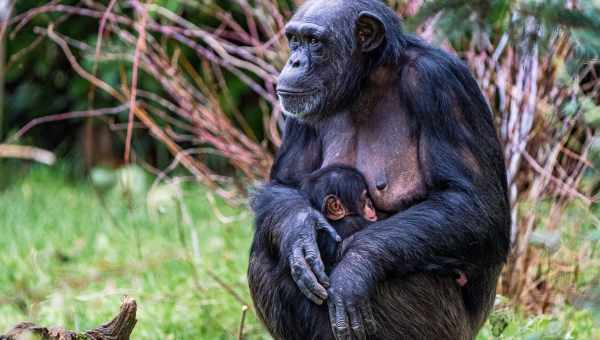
300 269 328 301
290 247 328 301
328 298 338 339
334 293 351 340
303 243 330 288
314 213 342 242
295 276 324 305
290 259 324 304
361 301 378 335
347 304 366 340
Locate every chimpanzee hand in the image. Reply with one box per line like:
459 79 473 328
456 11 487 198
287 208 341 305
327 258 377 340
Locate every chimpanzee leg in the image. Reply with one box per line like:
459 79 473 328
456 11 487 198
371 274 475 340
250 259 483 340
248 250 333 340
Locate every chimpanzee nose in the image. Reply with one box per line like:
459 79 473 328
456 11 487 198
376 173 388 191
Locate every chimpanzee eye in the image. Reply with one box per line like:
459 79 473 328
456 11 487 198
308 37 323 54
288 35 300 49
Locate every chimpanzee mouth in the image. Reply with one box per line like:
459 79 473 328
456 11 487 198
278 89 325 118
276 87 319 96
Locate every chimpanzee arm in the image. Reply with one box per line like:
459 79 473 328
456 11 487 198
249 117 340 305
339 187 508 283
327 49 511 340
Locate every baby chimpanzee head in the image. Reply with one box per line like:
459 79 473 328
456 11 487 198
301 165 377 223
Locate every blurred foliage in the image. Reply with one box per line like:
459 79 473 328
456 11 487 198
408 0 600 58
2 0 292 170
5 0 109 148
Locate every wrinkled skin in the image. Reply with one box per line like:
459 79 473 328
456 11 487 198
248 0 511 339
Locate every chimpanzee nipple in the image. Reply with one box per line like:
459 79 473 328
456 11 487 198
376 175 387 191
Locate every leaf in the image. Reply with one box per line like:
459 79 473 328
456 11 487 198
581 97 600 125
586 229 600 242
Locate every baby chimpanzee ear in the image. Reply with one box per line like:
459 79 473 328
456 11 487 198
356 11 385 53
323 194 347 221
362 191 378 222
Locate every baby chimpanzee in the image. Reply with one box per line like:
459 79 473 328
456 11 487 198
301 164 467 285
300 164 378 272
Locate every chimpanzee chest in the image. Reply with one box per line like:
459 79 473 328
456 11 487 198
319 109 426 213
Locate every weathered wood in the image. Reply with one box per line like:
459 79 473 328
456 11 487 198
1 297 137 340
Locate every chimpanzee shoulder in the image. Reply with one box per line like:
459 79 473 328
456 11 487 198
396 40 504 186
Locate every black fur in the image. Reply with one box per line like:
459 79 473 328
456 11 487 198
248 0 510 339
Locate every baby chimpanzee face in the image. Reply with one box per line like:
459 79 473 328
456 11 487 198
301 164 377 223
323 190 377 222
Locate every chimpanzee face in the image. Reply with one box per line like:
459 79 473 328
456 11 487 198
323 190 378 222
277 21 335 120
276 1 386 122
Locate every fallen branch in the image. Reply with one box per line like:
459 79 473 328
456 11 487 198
1 296 137 340
0 144 55 165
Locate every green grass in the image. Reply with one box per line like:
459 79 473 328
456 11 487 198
0 165 598 339
0 164 265 339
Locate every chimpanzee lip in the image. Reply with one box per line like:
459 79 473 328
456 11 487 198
276 87 318 96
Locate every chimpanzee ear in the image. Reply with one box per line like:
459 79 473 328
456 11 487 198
356 11 385 53
323 194 347 221
363 198 378 222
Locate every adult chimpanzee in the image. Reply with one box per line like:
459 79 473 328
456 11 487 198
248 0 510 339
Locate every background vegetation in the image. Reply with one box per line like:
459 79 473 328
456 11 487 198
1 0 600 338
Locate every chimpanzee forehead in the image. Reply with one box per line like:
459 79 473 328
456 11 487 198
285 21 329 39
291 0 349 28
